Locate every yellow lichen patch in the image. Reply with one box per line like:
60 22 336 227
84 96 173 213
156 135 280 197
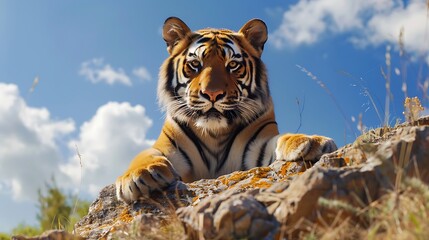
218 167 273 190
118 208 134 223
279 161 311 177
239 178 273 189
219 167 272 187
279 161 294 176
218 175 229 186
224 172 247 183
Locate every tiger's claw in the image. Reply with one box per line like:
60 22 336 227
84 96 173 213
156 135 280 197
116 156 180 203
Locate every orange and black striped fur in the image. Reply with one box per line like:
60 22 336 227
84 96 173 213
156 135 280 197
116 17 337 203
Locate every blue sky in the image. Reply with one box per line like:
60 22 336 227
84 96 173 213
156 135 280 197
0 0 428 232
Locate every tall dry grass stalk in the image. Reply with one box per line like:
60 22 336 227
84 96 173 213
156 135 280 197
68 144 85 232
381 45 392 127
398 27 408 100
295 96 305 133
296 64 356 139
342 70 383 126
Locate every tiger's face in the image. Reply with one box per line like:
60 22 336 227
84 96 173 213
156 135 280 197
158 17 270 134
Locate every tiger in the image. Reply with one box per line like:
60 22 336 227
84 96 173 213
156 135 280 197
116 17 337 203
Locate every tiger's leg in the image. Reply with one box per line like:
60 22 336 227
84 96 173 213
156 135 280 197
275 133 337 161
115 148 181 204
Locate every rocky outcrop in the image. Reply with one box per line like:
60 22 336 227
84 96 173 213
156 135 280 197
73 161 311 239
69 116 429 239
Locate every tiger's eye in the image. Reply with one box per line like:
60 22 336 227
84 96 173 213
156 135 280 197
228 61 240 70
190 60 201 68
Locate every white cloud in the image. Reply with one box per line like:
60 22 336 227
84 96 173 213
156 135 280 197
60 102 155 196
0 83 75 201
79 58 132 86
270 0 429 56
133 66 152 81
0 83 156 231
351 0 429 53
0 82 156 202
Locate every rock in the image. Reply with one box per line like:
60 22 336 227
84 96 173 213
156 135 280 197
257 165 382 237
70 117 429 239
265 120 429 236
178 189 277 239
72 184 126 239
74 182 191 239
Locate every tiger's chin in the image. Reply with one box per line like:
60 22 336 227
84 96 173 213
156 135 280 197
194 116 229 135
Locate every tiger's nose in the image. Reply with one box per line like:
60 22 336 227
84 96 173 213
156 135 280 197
200 89 225 102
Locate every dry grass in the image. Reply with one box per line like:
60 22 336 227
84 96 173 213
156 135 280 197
303 177 429 240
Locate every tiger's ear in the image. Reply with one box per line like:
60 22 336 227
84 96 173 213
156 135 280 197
163 17 192 54
239 19 268 56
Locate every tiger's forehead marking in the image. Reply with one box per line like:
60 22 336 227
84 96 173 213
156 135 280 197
187 30 243 60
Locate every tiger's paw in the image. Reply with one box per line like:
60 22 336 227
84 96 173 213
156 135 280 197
115 157 181 204
275 133 337 162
